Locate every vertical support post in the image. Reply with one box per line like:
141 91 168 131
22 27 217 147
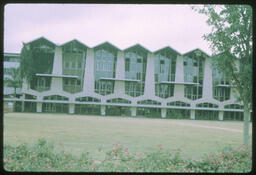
101 105 106 116
21 94 25 112
190 109 195 120
52 46 63 75
161 108 166 118
219 111 224 121
36 102 42 112
51 46 63 91
202 57 213 99
83 48 95 94
69 103 75 114
131 107 136 117
174 55 185 97
144 53 155 97
21 101 24 112
114 51 125 95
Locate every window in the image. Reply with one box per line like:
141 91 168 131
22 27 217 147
160 64 165 74
78 62 82 69
160 60 165 64
193 62 198 67
38 78 45 87
65 62 69 68
64 79 69 85
184 62 187 66
77 80 81 86
45 79 50 87
136 72 141 80
125 58 130 72
155 74 158 82
137 58 142 63
72 62 75 68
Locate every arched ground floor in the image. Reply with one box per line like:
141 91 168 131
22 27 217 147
4 100 252 122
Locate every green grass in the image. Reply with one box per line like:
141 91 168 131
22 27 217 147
4 112 252 161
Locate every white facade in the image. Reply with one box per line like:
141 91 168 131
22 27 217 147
4 37 246 121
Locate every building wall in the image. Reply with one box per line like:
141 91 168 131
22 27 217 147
10 37 245 120
3 53 21 96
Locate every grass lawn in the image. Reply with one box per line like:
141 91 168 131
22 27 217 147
3 112 252 161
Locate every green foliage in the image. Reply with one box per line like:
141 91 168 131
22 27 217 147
4 68 22 97
192 4 252 146
20 46 34 82
192 5 252 108
20 40 55 84
4 139 252 172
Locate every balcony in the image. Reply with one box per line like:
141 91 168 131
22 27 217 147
36 73 79 79
99 77 140 82
160 81 200 85
216 84 230 87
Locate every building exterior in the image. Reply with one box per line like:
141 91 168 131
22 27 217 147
4 37 246 121
3 52 21 96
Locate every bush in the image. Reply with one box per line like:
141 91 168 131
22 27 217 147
4 139 252 173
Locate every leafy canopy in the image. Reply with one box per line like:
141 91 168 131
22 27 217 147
192 5 252 109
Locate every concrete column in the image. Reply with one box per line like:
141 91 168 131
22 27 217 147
51 46 63 91
161 108 166 118
144 53 155 97
219 111 224 121
69 103 75 114
230 88 239 102
22 78 29 91
52 46 63 75
115 51 125 79
83 48 95 94
190 109 195 120
114 51 125 95
202 57 213 99
21 94 25 112
36 102 42 112
101 105 106 116
174 55 185 97
131 107 136 117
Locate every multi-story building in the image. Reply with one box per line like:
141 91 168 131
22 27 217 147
3 52 21 97
4 37 247 121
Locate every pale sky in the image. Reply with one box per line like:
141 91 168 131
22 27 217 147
4 4 212 55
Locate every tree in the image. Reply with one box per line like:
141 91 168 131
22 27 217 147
4 67 22 98
19 44 34 86
192 5 252 146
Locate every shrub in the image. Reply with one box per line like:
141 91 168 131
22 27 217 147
4 139 252 173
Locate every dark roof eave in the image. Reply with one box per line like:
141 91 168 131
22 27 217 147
154 46 181 56
93 41 121 51
24 36 56 46
183 48 210 57
124 43 151 53
60 39 89 48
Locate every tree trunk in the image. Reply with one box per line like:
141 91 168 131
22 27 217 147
14 87 17 98
14 87 17 112
243 107 250 146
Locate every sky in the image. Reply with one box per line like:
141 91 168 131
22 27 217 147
4 4 212 55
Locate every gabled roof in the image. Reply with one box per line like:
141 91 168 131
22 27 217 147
60 39 88 49
183 48 210 58
93 41 120 51
24 36 56 47
154 46 181 56
124 43 151 53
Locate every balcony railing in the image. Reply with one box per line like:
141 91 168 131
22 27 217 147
34 86 50 92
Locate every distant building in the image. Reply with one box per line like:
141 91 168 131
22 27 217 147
3 52 21 97
4 37 247 121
